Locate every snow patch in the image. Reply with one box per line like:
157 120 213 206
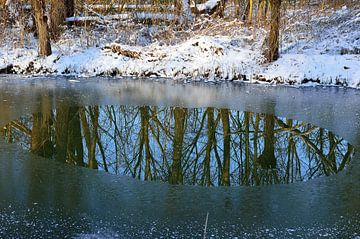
196 0 220 13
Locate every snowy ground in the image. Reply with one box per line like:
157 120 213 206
0 4 359 87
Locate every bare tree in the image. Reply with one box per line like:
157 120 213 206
176 0 193 23
220 109 231 186
267 0 281 61
31 0 51 56
169 107 187 184
50 0 74 40
31 95 53 157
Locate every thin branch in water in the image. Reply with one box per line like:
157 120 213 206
203 212 209 239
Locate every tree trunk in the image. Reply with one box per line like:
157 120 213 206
217 0 226 17
88 107 99 169
31 96 53 158
253 113 260 185
55 104 69 163
235 0 241 17
50 0 74 40
220 109 230 186
244 112 251 185
31 0 52 56
267 0 281 62
55 104 84 166
257 0 267 23
242 1 250 21
65 0 75 18
0 1 9 39
203 108 215 186
259 114 276 169
50 0 65 40
176 0 193 23
328 131 337 172
80 107 99 169
140 106 152 181
169 107 187 184
67 107 84 167
248 0 253 24
263 0 269 21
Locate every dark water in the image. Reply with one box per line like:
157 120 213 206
1 105 355 186
0 76 359 238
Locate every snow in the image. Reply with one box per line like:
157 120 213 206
196 0 221 13
282 7 360 55
260 54 360 86
0 3 359 88
66 16 103 22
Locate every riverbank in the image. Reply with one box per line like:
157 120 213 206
0 3 359 87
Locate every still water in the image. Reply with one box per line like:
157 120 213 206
1 105 355 186
0 76 359 238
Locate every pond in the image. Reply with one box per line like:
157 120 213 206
0 76 359 238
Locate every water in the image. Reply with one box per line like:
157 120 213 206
0 76 359 238
1 105 355 186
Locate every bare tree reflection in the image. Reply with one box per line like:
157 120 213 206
2 104 355 187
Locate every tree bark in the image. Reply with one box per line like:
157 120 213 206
248 0 253 24
220 109 230 186
253 113 260 185
203 108 215 186
55 104 69 163
50 0 74 40
217 0 226 17
267 0 281 62
244 112 251 185
31 0 52 56
176 0 193 23
31 96 53 158
0 1 9 36
80 107 99 169
67 107 84 167
88 107 99 169
140 106 152 181
259 114 276 169
169 107 187 184
55 104 84 166
65 0 75 18
242 0 250 21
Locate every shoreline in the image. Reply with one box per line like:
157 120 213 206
1 71 359 91
0 51 358 89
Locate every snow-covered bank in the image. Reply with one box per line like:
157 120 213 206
2 36 358 86
0 4 359 87
259 54 359 86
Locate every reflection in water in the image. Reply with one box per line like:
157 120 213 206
0 103 354 187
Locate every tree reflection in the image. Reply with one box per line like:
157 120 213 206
31 95 54 158
55 103 84 166
1 103 355 187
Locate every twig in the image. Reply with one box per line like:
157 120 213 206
203 212 209 239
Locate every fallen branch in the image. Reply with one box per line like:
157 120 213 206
104 44 141 59
66 12 178 24
0 64 13 74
